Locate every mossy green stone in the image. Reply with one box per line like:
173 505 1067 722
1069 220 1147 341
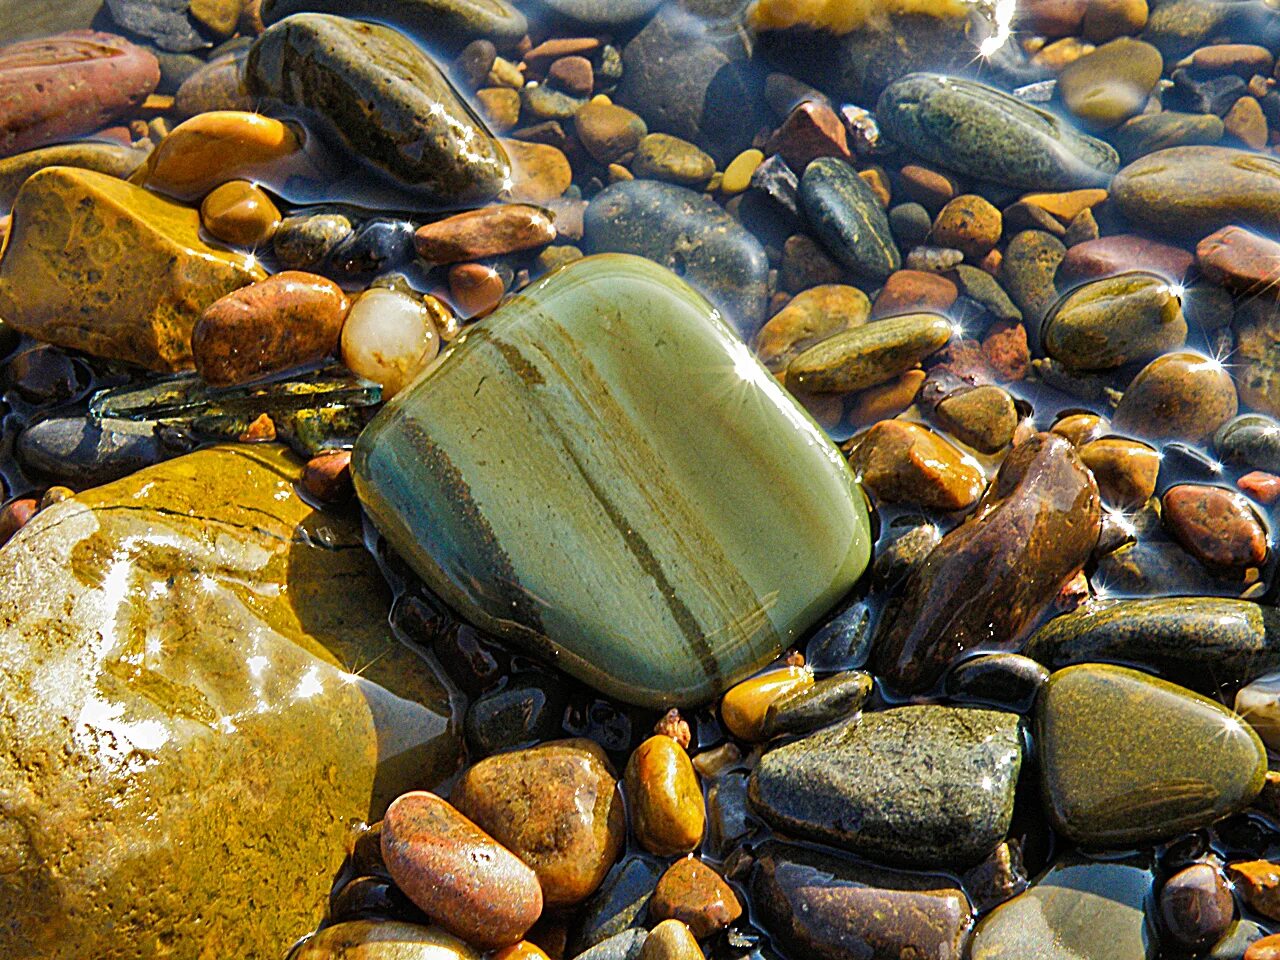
799 156 901 281
1037 664 1267 849
1026 598 1280 695
0 446 460 959
353 254 871 708
246 13 509 204
971 854 1156 960
786 312 952 393
1042 271 1186 371
877 73 1120 191
261 0 528 46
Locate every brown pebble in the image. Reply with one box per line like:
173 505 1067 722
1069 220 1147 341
846 369 926 428
477 87 521 132
1059 234 1193 284
931 194 1002 261
238 412 276 442
1082 0 1148 41
200 179 281 248
302 451 353 503
0 497 38 546
1051 412 1110 447
1159 863 1234 950
524 37 600 72
766 100 850 172
981 321 1031 381
548 55 593 96
639 919 704 960
850 420 985 511
650 857 743 939
504 139 573 203
1227 861 1280 923
780 232 845 292
1078 437 1160 508
1018 188 1109 224
755 284 869 372
1247 933 1280 960
1225 96 1269 150
575 101 647 164
654 709 692 750
720 666 812 742
899 164 959 213
381 791 543 949
193 271 350 386
1192 43 1275 78
1240 471 1280 505
624 735 705 857
1112 351 1238 443
934 384 1019 454
415 205 556 263
1017 0 1089 36
1197 225 1280 298
871 270 958 319
1163 483 1268 570
449 263 506 318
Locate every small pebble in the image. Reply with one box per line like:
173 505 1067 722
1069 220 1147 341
720 665 812 742
624 734 705 857
449 263 506 319
649 858 743 939
302 451 353 503
340 288 440 398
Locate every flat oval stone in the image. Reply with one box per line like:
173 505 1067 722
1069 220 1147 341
754 284 870 373
749 704 1024 868
1042 271 1186 371
584 179 769 338
0 30 159 157
1057 38 1163 130
971 854 1155 960
1163 483 1269 570
246 13 509 203
353 254 871 707
799 156 901 281
1112 351 1239 443
451 739 625 908
200 179 282 248
871 433 1101 696
1217 414 1280 474
1037 663 1267 848
415 204 556 263
1197 225 1280 299
0 141 149 210
1025 598 1280 694
1113 110 1225 162
0 446 460 958
540 0 662 26
787 312 952 394
261 0 528 46
0 166 265 371
292 921 482 959
1232 299 1280 420
877 73 1120 191
1111 146 1280 239
16 417 163 486
751 840 973 960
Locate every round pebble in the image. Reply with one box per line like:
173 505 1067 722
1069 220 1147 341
200 179 281 247
340 288 440 398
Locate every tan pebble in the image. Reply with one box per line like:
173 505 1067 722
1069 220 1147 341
932 194 1001 261
341 287 440 398
1051 412 1110 447
39 486 75 509
1225 96 1269 150
720 665 812 742
1019 188 1109 223
850 419 986 511
639 920 704 960
859 166 891 207
1082 0 1148 41
690 743 741 779
721 149 763 195
503 139 573 203
755 284 870 372
1078 437 1160 508
649 858 743 939
238 412 276 442
488 56 524 88
1032 37 1095 72
609 162 634 182
846 369 926 427
477 87 521 132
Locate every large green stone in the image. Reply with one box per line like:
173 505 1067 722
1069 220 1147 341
353 254 872 708
1037 664 1267 849
0 446 460 959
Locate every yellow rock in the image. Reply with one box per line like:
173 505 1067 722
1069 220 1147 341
503 139 572 203
200 178 282 247
747 0 969 34
135 110 317 202
720 665 813 741
721 149 764 195
0 166 265 371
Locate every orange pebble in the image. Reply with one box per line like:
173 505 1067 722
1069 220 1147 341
720 665 812 742
449 262 506 318
493 943 553 960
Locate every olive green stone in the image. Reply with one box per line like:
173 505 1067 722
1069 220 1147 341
876 73 1120 191
353 254 871 708
1113 111 1224 162
631 134 716 187
0 446 460 959
970 854 1156 960
1025 598 1280 695
1042 271 1186 371
1037 664 1267 848
1057 38 1163 130
261 0 528 46
246 13 509 204
786 312 952 393
0 141 150 211
1111 146 1280 240
749 704 1024 868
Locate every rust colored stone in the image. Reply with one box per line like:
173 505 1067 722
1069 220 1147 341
381 791 543 949
650 857 743 939
415 204 556 263
238 412 276 442
449 262 506 318
871 433 1101 695
871 270 958 319
1247 933 1280 960
766 101 850 171
193 271 350 386
849 420 985 511
302 451 353 503
981 321 1030 381
0 497 37 547
931 194 1002 261
1197 225 1280 299
1228 861 1280 923
1163 483 1268 570
846 369 926 428
1240 470 1280 505
549 55 593 96
1059 234 1193 284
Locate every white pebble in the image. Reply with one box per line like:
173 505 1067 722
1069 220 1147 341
341 288 440 398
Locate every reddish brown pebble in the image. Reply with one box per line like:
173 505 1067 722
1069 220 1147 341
237 413 276 442
449 263 506 319
1227 861 1280 923
415 205 556 263
302 451 353 503
849 420 985 512
899 164 960 213
766 100 850 171
1240 471 1280 505
1192 43 1274 77
1159 863 1234 950
548 55 593 96
1079 437 1160 508
1017 0 1089 36
193 271 351 386
1247 933 1280 960
982 321 1030 381
1197 225 1280 299
870 270 958 319
931 194 1002 262
1163 483 1268 570
523 37 600 72
650 857 744 939
0 497 38 546
1059 234 1193 284
0 31 160 157
381 791 543 950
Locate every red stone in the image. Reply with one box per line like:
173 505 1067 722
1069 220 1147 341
548 55 593 96
899 164 960 213
982 321 1031 381
1163 483 1269 570
870 270 958 319
0 31 159 158
1196 225 1280 299
766 100 850 172
0 497 38 546
416 204 556 263
1240 470 1280 505
523 37 599 73
1059 234 1194 285
302 451 353 503
649 857 744 939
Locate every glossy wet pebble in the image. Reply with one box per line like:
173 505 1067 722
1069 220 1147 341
381 791 542 949
1078 437 1159 507
1057 38 1162 129
1160 863 1235 951
624 734 705 857
340 288 440 398
1037 664 1267 848
760 670 873 739
1042 271 1186 371
415 204 556 263
1112 351 1239 443
452 739 625 908
849 420 985 511
749 704 1023 869
291 921 482 959
754 284 869 373
638 920 703 960
1163 483 1268 571
1237 672 1280 752
720 665 812 742
649 858 742 939
786 312 952 394
200 179 282 247
260 0 528 46
799 156 901 281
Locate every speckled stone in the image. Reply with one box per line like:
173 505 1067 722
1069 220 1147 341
752 840 973 960
786 313 952 394
749 704 1023 869
245 13 509 203
872 433 1100 695
353 255 871 708
1113 111 1224 161
1025 597 1280 695
1037 664 1267 848
1111 146 1280 239
1042 271 1186 370
1001 230 1066 330
850 420 985 511
0 141 149 210
1057 38 1162 130
584 180 770 338
1163 483 1268 571
260 0 528 46
649 858 742 939
541 0 662 25
800 156 901 282
877 73 1120 191
970 855 1155 960
0 447 460 959
760 670 873 739
1232 299 1280 420
1113 351 1239 443
754 285 870 373
0 166 265 371
1217 414 1280 474
571 856 662 955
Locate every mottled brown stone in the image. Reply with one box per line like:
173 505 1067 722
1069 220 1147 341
1163 483 1268 570
415 205 557 263
1197 225 1280 299
1112 351 1238 442
850 420 985 511
649 857 743 938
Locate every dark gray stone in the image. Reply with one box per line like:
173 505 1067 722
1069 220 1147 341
540 0 663 26
571 857 662 956
945 654 1048 714
106 0 208 52
800 157 901 282
17 417 164 486
760 671 873 739
261 0 528 47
